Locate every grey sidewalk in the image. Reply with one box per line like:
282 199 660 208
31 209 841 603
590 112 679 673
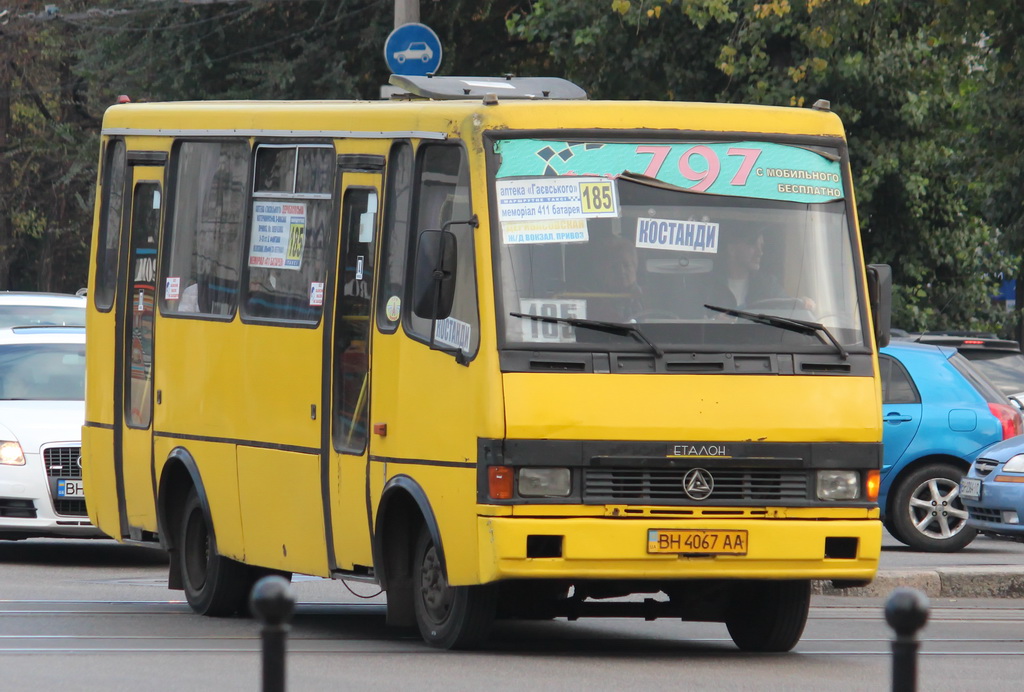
816 531 1024 598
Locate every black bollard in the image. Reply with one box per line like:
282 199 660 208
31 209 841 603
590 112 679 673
250 575 296 692
884 587 930 692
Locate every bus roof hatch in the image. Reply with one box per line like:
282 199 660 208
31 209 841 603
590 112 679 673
388 74 588 101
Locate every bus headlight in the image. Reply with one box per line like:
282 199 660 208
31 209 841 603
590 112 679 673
0 441 26 466
518 468 571 497
817 470 860 500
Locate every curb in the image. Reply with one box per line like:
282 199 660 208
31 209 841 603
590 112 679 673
814 567 1024 598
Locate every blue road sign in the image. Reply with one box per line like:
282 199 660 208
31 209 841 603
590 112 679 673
384 23 442 76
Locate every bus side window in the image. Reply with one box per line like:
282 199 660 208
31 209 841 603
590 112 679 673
243 144 335 323
161 141 248 317
404 144 480 358
376 142 413 333
94 139 126 311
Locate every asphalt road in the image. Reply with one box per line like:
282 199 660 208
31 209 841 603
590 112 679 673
881 528 1024 570
2 536 1024 690
821 530 1024 597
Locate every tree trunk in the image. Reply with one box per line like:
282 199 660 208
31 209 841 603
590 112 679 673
0 58 12 290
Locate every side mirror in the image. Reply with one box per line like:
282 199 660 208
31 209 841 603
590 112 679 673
412 229 458 320
867 263 892 348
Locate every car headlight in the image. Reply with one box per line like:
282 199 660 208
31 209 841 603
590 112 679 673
518 467 571 497
1002 454 1024 473
817 470 860 500
0 441 26 466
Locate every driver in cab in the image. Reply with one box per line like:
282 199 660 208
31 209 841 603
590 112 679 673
705 226 813 313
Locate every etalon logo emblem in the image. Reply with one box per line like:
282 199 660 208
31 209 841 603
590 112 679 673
682 468 714 500
76 456 83 470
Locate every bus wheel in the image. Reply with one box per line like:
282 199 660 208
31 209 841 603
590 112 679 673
412 527 496 649
179 487 251 617
724 580 810 652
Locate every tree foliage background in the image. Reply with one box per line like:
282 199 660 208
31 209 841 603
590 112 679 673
0 0 1021 337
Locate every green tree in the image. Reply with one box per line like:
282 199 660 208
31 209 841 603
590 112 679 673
0 3 96 292
509 0 1014 333
0 0 555 292
954 1 1024 341
3 0 1020 336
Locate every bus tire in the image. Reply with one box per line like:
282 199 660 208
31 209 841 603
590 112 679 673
724 579 810 652
412 526 496 649
179 487 251 617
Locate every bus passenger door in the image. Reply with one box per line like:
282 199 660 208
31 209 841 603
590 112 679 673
326 163 382 572
114 165 164 536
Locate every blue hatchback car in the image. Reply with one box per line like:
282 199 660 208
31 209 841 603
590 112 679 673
961 436 1024 538
879 341 1023 551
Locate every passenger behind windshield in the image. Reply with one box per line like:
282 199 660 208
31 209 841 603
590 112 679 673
703 226 814 315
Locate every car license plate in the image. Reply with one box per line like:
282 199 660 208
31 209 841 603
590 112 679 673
960 477 982 501
647 529 748 555
57 479 84 498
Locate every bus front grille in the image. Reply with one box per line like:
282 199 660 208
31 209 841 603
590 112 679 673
583 468 809 503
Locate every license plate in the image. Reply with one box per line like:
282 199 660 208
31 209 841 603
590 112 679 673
57 479 84 498
960 477 981 501
647 529 748 555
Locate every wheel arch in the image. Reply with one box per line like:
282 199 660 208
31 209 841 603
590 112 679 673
157 447 211 590
373 474 444 591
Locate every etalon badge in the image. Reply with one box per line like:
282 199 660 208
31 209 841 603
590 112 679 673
682 467 714 500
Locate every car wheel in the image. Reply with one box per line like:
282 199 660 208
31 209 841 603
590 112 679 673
179 487 255 616
889 463 977 552
412 526 496 649
724 580 810 652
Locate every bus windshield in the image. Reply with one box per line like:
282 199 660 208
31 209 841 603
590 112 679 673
492 138 865 353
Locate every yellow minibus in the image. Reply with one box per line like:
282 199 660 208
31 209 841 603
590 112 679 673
84 74 890 651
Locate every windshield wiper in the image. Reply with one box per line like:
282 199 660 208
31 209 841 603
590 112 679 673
703 304 848 360
510 312 664 358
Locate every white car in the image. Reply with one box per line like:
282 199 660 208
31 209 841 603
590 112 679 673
0 325 103 539
0 291 86 329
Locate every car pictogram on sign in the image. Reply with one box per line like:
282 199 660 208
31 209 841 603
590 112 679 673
394 42 433 64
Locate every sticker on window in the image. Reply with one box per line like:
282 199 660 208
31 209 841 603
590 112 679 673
518 299 586 343
249 201 307 270
165 276 181 300
496 177 618 226
635 218 719 253
503 218 589 245
494 140 844 204
385 296 401 322
434 316 472 353
309 281 325 307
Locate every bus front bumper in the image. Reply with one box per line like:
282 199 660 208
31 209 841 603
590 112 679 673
476 515 881 583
